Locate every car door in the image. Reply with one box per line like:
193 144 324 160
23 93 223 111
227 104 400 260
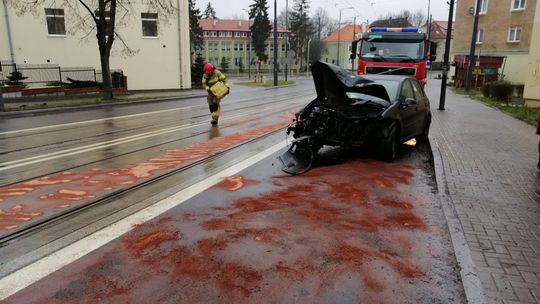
398 79 417 139
410 79 429 135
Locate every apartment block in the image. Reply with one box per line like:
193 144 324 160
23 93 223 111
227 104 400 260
198 19 289 73
453 0 537 84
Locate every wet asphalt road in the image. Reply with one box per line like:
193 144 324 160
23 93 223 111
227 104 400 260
0 81 316 236
0 79 466 303
0 81 315 186
2 141 466 303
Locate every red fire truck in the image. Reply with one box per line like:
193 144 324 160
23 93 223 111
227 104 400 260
350 27 434 86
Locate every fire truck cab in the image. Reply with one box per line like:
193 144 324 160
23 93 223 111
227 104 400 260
350 27 432 86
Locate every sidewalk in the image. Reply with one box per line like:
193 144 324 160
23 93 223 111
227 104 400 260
426 80 540 303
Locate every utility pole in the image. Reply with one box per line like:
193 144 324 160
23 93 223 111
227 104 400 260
273 0 278 86
0 68 4 112
351 16 356 72
285 0 288 82
337 10 342 66
243 8 252 79
465 0 481 91
336 6 353 67
438 0 455 111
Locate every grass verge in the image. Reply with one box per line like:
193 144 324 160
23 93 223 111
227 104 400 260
452 87 540 125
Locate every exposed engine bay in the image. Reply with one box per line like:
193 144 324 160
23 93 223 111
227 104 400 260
279 61 400 175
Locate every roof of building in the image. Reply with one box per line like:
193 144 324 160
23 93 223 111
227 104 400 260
198 19 286 32
323 24 365 43
427 20 453 39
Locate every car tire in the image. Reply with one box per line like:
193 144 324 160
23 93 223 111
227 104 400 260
418 115 431 143
380 126 399 162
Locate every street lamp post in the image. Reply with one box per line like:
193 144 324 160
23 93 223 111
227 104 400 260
465 0 482 91
285 0 288 82
273 0 278 86
243 8 252 79
336 6 353 67
438 0 456 110
351 15 357 72
306 38 312 70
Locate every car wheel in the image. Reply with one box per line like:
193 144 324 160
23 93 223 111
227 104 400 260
418 115 431 143
380 126 399 162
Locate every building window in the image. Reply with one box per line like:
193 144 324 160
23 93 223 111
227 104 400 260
45 8 66 35
475 0 488 14
511 0 526 10
476 28 484 44
507 26 522 42
141 13 158 37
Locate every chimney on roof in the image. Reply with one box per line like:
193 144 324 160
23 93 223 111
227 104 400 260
213 19 218 26
238 20 242 27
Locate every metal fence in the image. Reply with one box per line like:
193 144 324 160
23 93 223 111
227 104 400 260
0 61 123 87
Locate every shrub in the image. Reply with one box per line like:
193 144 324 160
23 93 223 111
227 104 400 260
46 81 66 87
191 52 205 86
65 77 102 89
489 81 513 102
6 71 28 86
481 82 492 97
220 57 230 73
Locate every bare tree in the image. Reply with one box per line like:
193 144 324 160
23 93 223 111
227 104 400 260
373 9 426 28
312 7 338 39
7 0 177 100
411 9 427 28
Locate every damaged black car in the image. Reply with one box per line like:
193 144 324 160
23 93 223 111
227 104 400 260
279 61 431 175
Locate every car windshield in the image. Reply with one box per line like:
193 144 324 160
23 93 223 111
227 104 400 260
346 92 388 104
358 79 400 101
361 41 424 63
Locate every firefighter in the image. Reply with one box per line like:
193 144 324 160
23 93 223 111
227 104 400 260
202 63 229 125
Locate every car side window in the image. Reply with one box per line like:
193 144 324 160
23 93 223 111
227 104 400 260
400 80 415 101
411 80 425 100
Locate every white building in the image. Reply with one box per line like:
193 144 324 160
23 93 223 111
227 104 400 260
0 1 192 91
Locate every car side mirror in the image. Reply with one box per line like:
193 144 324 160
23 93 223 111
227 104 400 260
401 98 417 107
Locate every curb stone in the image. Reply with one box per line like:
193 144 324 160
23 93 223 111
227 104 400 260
431 138 487 304
0 94 208 118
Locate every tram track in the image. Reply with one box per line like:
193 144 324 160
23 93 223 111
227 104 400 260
0 95 307 187
0 124 289 246
1 90 313 161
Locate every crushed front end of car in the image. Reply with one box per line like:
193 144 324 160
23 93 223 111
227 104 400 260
279 61 400 175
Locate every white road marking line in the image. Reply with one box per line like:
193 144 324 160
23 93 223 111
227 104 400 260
0 101 303 171
0 106 196 136
0 140 287 300
0 91 311 137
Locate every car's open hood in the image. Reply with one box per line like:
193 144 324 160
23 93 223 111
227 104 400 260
311 61 390 103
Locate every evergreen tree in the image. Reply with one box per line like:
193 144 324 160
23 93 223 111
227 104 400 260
189 0 204 62
6 71 28 86
191 52 205 86
220 57 230 73
203 2 217 19
248 0 271 63
289 0 314 71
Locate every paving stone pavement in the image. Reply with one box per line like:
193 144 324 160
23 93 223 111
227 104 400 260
426 78 540 304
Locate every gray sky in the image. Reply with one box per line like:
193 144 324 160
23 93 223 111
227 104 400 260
196 0 450 24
